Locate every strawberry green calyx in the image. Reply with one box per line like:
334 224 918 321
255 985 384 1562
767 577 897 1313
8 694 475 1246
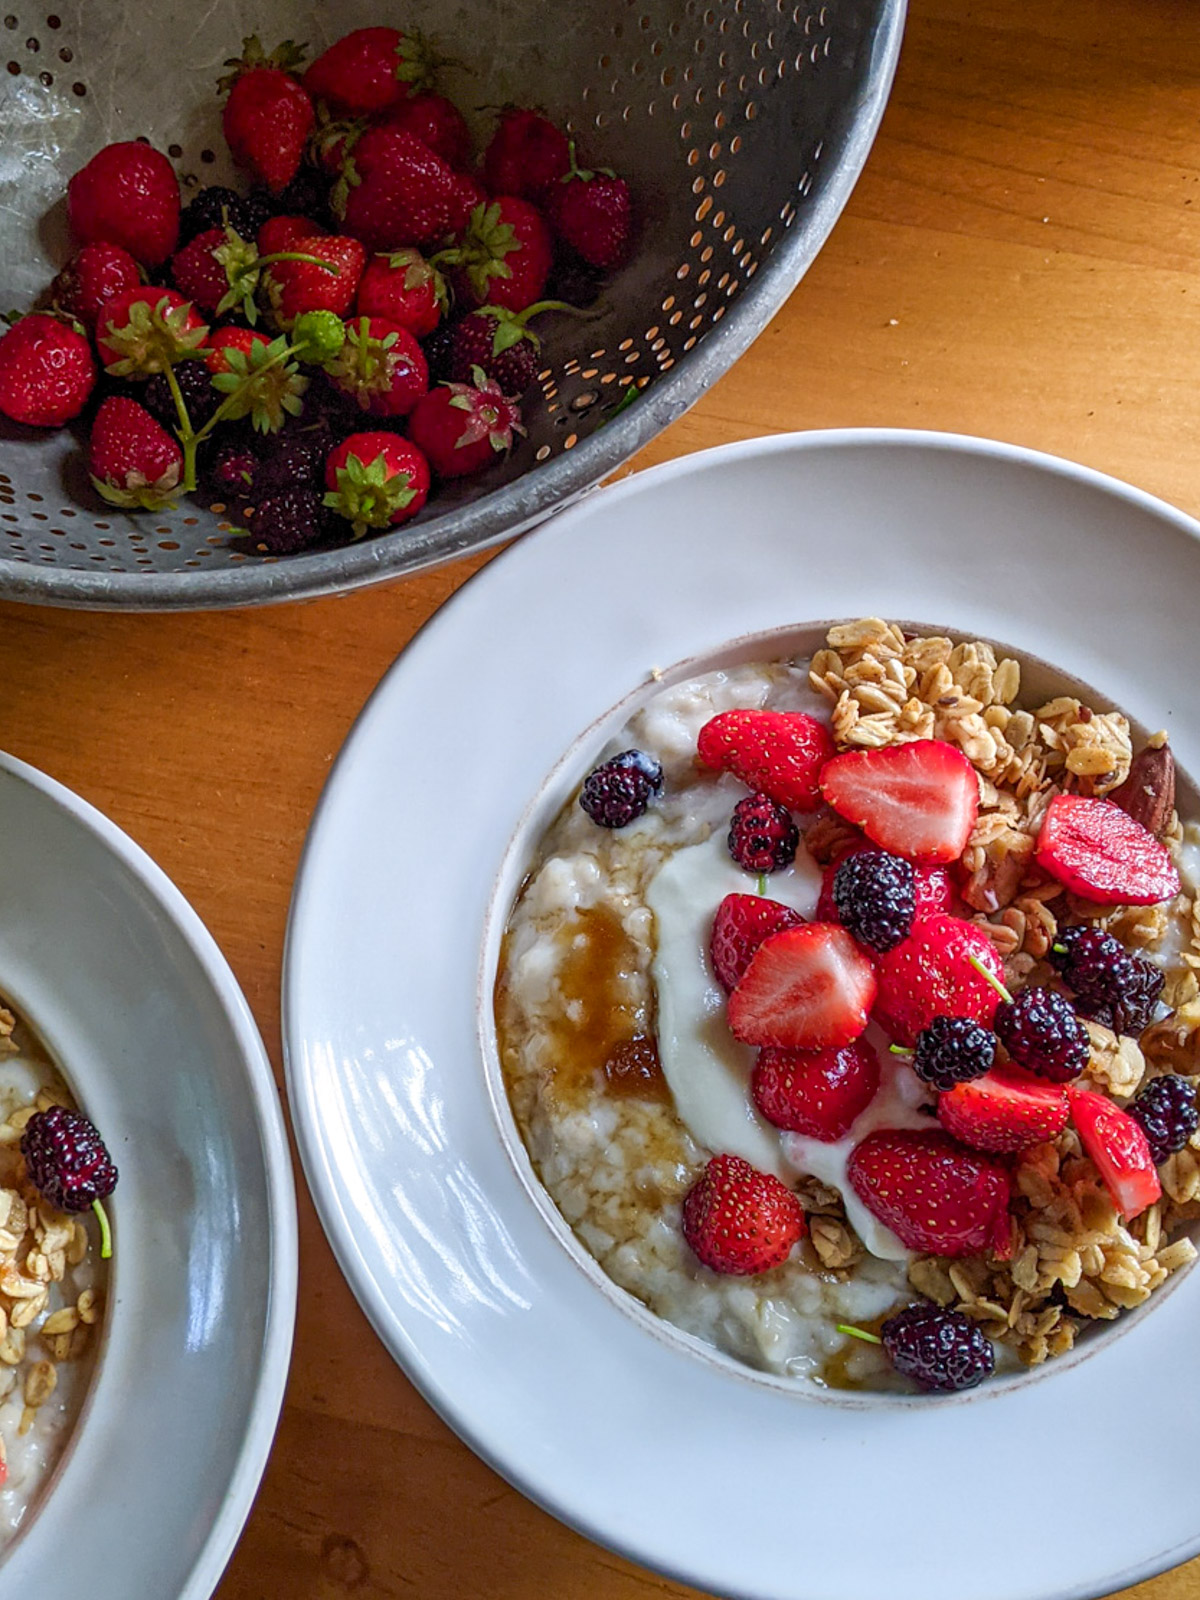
433 202 520 302
323 318 400 402
393 30 445 94
91 457 181 513
309 104 366 170
209 334 309 433
388 247 450 313
212 226 263 322
218 34 309 93
291 309 346 364
323 452 418 537
102 296 209 378
475 299 575 356
559 136 616 185
448 365 525 453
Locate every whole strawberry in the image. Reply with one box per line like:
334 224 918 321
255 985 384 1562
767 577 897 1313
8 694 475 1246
220 37 315 195
356 249 446 338
381 92 472 170
0 313 96 427
51 242 141 332
324 316 429 418
407 371 525 478
67 140 181 267
94 287 208 376
681 1153 806 1275
440 197 553 312
697 709 835 814
710 893 804 992
258 214 324 257
847 1129 1012 1257
171 226 253 317
89 396 183 510
304 26 439 117
335 127 476 252
483 107 571 197
324 431 430 534
873 913 1005 1047
204 325 272 375
263 234 366 328
751 1040 880 1141
547 147 633 271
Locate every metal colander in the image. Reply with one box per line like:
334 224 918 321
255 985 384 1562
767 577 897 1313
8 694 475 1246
0 0 903 608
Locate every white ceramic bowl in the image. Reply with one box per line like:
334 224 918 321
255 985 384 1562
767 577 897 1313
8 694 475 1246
0 751 296 1597
285 430 1200 1600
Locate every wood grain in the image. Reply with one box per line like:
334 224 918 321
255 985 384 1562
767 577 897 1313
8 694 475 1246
2 1 1199 1595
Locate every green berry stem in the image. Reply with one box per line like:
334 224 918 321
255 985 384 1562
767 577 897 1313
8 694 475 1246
162 361 197 486
251 251 341 274
888 1043 914 1058
968 953 1015 1006
836 1323 882 1345
92 1197 113 1261
756 873 768 896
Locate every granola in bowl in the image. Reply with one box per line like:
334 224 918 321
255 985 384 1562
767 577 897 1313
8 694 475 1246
494 618 1200 1394
0 997 110 1549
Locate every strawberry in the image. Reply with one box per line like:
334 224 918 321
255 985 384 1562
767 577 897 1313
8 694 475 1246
1035 793 1180 906
407 371 525 479
1067 1085 1162 1218
846 1129 1012 1257
323 431 430 536
439 198 554 312
304 27 439 118
263 234 366 328
680 1153 806 1275
820 739 980 865
815 843 955 923
257 214 325 257
324 316 428 418
546 152 633 271
482 108 571 196
381 92 472 170
726 924 877 1050
751 1040 880 1141
710 893 804 992
355 249 446 338
697 709 834 813
938 1067 1069 1154
204 325 271 375
171 227 243 316
335 127 476 252
50 243 141 332
220 37 315 195
67 140 180 267
0 313 96 427
95 287 207 376
88 396 183 511
873 914 1004 1047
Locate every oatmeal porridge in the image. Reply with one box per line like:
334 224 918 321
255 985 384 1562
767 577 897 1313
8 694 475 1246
0 998 108 1547
495 619 1200 1393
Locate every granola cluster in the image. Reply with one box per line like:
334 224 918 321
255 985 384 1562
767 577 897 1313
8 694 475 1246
0 1005 103 1476
807 619 1200 1365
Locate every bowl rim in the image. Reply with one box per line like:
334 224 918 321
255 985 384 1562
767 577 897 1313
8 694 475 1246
0 0 906 611
0 748 298 1598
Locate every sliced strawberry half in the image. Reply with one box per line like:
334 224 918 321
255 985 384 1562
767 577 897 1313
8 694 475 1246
938 1066 1069 1155
873 913 1004 1047
846 1128 1012 1257
1035 793 1180 906
819 739 980 865
697 708 834 813
680 1152 806 1275
815 841 956 923
710 893 804 992
751 1039 880 1141
727 923 877 1050
1067 1084 1162 1218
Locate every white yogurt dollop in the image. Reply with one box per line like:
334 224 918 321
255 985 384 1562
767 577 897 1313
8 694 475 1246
646 831 930 1260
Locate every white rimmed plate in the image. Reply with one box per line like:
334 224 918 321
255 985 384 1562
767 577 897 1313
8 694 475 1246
284 430 1200 1600
0 752 297 1598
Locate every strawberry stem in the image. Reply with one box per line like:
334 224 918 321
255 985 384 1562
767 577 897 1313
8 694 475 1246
836 1323 881 1345
92 1197 113 1260
888 1043 914 1057
253 251 341 275
968 953 1014 1006
756 874 768 896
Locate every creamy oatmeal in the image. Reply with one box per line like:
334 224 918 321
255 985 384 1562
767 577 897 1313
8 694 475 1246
0 999 105 1547
495 621 1200 1391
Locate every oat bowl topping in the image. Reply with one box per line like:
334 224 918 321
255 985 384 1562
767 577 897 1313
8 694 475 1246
492 617 1200 1396
0 996 110 1549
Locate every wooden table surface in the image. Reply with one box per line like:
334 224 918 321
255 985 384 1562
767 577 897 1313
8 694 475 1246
3 1 1199 1595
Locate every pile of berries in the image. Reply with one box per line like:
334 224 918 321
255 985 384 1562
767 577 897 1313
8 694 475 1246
0 27 636 557
577 692 1190 1390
